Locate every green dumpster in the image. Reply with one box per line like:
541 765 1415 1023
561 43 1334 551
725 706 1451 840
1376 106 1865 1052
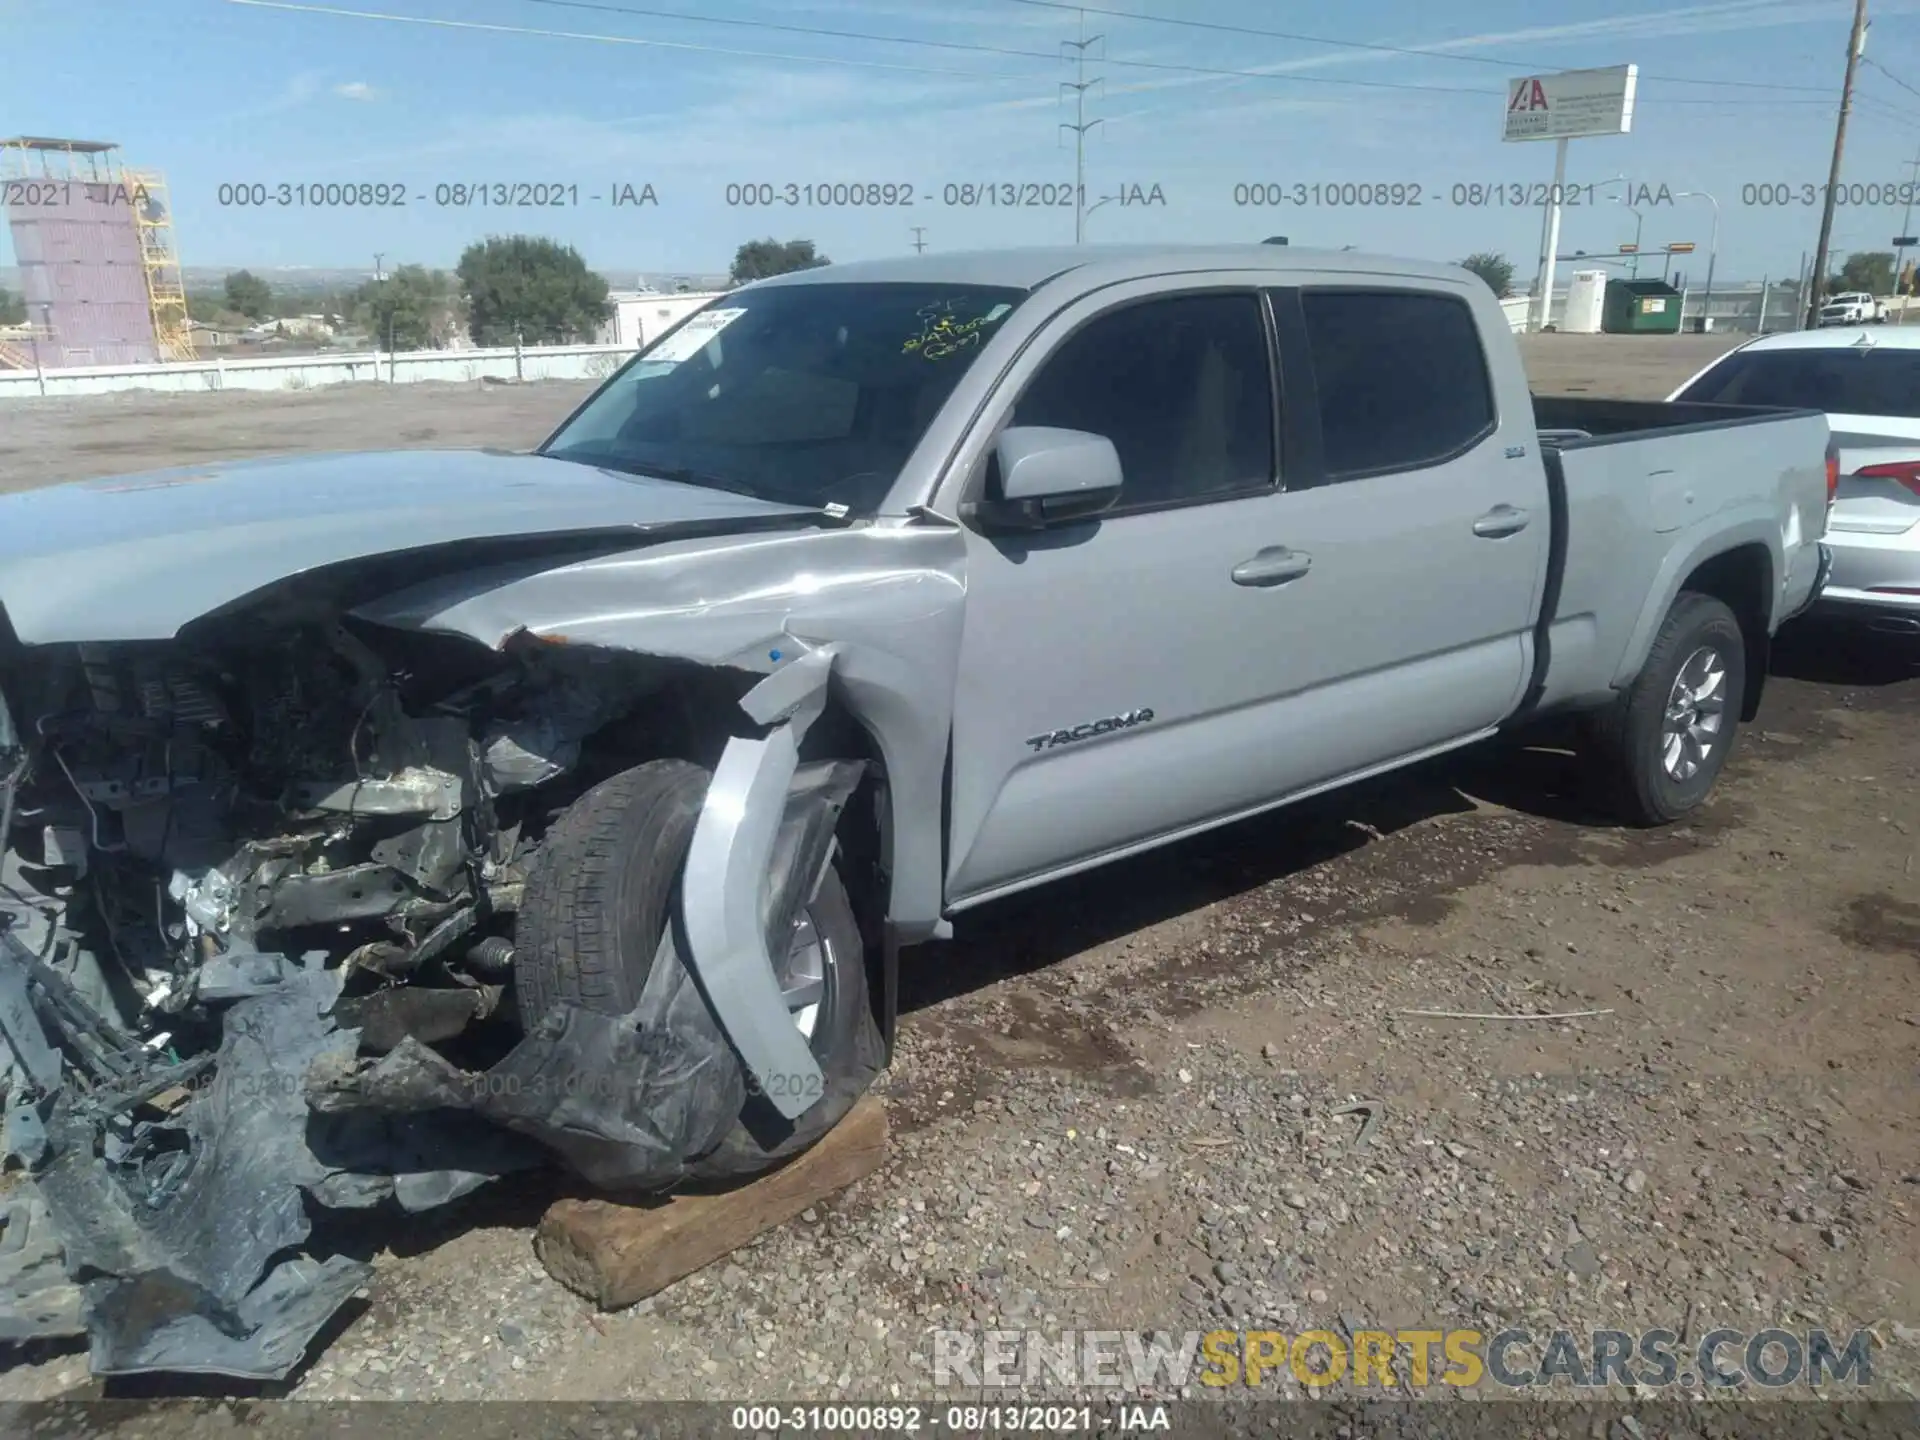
1602 278 1684 334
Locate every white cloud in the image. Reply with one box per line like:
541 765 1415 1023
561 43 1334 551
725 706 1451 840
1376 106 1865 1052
335 80 376 101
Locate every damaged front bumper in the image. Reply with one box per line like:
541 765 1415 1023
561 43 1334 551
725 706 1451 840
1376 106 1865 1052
0 633 874 1379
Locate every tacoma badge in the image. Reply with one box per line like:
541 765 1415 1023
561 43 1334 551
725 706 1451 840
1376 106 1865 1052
1025 708 1155 752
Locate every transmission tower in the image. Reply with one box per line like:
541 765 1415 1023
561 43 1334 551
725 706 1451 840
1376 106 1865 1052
1059 12 1104 244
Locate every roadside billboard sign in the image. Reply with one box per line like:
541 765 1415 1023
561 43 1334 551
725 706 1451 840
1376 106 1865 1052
1503 65 1638 142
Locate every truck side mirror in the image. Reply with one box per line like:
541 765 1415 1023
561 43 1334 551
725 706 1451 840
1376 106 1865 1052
962 426 1124 533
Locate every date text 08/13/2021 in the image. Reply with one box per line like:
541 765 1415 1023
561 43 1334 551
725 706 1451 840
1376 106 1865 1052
189 180 1173 210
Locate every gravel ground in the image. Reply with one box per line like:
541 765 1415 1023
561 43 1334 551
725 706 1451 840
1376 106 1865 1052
2 332 1915 1411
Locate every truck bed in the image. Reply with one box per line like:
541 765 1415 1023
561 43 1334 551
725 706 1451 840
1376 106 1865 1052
1532 394 1820 440
1521 395 1831 717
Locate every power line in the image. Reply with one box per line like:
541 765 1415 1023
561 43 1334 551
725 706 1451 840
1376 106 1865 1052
504 0 1494 96
1854 91 1920 126
1653 96 1839 106
999 0 1837 94
219 0 1046 80
225 0 1863 114
1864 55 1920 102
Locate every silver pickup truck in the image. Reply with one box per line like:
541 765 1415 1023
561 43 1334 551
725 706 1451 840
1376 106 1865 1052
0 246 1833 1376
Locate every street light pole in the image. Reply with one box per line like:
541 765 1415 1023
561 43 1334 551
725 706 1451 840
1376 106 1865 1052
1609 191 1645 277
1896 148 1920 321
1677 190 1720 327
1597 179 1645 279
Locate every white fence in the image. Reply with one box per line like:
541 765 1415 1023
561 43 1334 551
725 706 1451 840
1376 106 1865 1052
0 341 635 400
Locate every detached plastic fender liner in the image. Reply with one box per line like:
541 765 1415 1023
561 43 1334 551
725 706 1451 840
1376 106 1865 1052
680 644 841 1121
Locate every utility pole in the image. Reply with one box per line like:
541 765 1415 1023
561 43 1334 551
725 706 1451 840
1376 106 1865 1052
1895 146 1920 321
1808 0 1870 328
373 252 394 378
1059 10 1104 245
909 226 927 254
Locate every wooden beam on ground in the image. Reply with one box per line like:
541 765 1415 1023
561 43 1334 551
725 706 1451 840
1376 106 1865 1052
534 1094 889 1310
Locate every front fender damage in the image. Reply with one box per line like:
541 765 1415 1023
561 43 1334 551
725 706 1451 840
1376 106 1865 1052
680 645 839 1121
308 742 870 1184
0 526 952 1380
0 740 870 1378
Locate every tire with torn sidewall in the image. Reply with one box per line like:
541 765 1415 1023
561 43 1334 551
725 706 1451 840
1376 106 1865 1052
514 757 884 1188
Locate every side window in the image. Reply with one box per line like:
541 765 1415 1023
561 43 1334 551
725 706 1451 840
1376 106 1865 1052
1298 289 1495 477
1010 292 1275 508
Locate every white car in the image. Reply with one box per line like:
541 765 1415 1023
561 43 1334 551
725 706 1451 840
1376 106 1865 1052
1816 291 1887 326
1671 325 1920 633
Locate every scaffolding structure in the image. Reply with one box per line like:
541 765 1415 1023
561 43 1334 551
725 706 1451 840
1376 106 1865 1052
1 136 195 367
125 169 194 361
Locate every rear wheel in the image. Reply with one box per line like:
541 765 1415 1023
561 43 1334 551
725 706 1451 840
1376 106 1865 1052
514 758 873 1094
1586 591 1746 826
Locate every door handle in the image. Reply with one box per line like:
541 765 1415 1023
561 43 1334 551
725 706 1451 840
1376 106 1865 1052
1472 505 1531 539
1231 546 1312 587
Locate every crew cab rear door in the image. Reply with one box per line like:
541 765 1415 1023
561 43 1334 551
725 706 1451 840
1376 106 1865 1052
1263 281 1550 732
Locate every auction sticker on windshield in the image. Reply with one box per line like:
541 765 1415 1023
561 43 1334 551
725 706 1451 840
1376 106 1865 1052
650 307 747 363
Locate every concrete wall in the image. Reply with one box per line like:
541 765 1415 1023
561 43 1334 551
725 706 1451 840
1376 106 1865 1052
0 341 636 399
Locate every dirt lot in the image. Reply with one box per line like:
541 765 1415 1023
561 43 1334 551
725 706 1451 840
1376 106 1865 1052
0 332 1746 496
2 333 1917 1411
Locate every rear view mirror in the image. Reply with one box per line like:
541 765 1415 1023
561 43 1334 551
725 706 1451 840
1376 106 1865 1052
963 426 1123 533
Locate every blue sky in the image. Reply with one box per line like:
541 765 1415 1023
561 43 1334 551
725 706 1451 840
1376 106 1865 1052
11 0 1920 284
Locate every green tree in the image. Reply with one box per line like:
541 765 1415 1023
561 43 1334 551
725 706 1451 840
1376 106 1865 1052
1459 251 1516 297
455 235 612 346
1833 251 1895 295
729 238 830 285
354 265 463 350
223 269 274 319
0 288 25 325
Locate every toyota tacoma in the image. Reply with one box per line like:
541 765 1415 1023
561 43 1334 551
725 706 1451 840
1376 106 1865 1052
0 245 1833 1376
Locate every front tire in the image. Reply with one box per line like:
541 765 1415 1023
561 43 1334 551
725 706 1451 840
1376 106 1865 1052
515 757 876 1109
1587 591 1746 826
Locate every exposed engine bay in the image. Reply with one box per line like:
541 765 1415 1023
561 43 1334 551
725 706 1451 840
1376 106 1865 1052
0 603 879 1381
1 616 665 1035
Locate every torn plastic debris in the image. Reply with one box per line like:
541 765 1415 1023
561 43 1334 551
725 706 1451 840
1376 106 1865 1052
0 751 878 1377
0 1191 84 1343
7 961 544 1379
306 757 882 1192
29 968 371 1379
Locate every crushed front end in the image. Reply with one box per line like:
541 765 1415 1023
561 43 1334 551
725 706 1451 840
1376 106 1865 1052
0 597 877 1379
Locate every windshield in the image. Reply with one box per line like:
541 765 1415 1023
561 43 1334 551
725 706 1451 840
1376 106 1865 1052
1675 347 1920 419
540 281 1025 515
